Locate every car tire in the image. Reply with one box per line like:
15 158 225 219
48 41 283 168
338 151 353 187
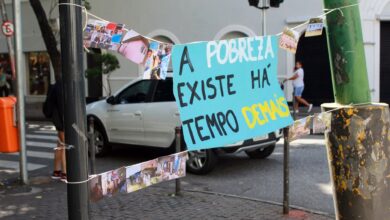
187 149 218 175
91 120 111 157
245 144 275 159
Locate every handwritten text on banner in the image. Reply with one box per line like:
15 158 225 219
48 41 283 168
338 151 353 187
172 35 294 150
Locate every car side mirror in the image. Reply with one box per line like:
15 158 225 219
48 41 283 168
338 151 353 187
106 96 115 105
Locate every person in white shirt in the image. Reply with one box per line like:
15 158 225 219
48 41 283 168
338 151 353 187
283 61 313 113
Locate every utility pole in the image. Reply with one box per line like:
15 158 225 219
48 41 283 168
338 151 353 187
323 0 370 104
248 0 269 36
13 0 28 185
322 1 390 219
59 0 89 219
260 0 268 36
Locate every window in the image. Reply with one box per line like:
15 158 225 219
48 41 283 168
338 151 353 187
116 80 154 104
153 79 175 102
27 52 51 95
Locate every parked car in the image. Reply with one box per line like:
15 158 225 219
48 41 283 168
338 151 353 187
86 75 282 174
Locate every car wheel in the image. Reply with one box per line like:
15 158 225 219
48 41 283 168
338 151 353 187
93 123 111 157
187 149 218 175
245 144 275 159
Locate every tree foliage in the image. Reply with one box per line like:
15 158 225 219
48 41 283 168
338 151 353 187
85 53 120 78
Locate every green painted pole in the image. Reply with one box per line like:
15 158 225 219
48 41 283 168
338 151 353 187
322 2 390 220
323 0 371 104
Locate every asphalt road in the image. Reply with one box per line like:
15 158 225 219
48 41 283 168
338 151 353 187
1 122 335 215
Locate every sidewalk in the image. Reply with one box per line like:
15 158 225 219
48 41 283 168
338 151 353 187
0 176 333 220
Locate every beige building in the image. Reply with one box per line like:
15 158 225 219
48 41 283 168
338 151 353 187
0 0 390 118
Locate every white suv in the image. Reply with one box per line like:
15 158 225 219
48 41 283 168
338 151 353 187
86 76 282 174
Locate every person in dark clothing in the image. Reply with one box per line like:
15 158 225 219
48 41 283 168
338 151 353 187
0 64 9 97
51 79 67 181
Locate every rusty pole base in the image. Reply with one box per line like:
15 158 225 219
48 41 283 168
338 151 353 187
321 103 390 220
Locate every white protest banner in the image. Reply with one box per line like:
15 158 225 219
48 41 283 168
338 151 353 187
172 36 293 151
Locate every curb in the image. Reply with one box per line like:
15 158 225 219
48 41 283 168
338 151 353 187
183 189 335 218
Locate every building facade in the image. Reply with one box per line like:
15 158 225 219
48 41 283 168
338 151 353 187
0 0 390 117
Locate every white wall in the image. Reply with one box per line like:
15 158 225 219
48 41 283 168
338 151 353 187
360 0 390 102
88 0 323 97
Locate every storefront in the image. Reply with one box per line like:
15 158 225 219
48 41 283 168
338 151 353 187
26 52 51 96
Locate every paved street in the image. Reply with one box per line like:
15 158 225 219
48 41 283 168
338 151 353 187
0 121 335 219
0 123 58 182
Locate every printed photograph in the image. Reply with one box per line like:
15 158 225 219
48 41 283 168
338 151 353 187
313 112 331 134
289 116 313 142
313 113 326 134
158 155 174 181
89 175 103 202
170 152 188 179
118 29 150 64
83 19 125 51
156 152 188 181
101 167 126 198
140 159 161 186
125 164 143 193
279 27 299 53
305 18 324 37
142 41 160 79
143 42 172 80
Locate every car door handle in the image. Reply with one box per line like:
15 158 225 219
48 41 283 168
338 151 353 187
134 111 142 117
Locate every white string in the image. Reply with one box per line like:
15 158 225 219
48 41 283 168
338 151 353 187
84 11 110 23
58 2 359 43
63 175 98 185
276 2 359 36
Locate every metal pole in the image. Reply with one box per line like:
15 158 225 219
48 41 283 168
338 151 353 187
13 0 28 185
59 0 89 219
0 0 16 80
261 6 266 36
175 126 181 196
88 116 96 175
292 91 296 120
283 127 290 214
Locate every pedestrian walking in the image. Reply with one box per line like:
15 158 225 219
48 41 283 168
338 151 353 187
283 61 313 113
45 79 67 181
0 64 10 97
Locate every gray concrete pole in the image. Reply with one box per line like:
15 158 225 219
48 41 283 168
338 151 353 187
13 0 28 184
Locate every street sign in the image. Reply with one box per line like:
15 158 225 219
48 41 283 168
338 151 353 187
2 21 14 37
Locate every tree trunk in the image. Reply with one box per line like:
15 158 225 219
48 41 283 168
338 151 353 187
29 0 61 80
